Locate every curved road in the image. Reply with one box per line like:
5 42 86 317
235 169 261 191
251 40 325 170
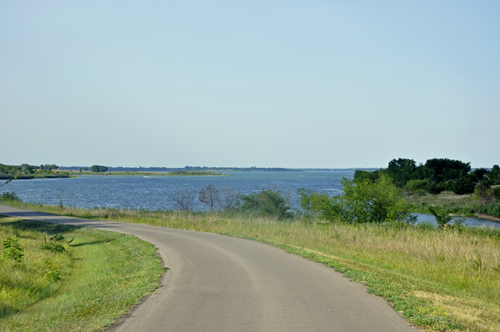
0 205 417 331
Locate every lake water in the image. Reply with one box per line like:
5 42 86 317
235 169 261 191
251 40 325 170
1 171 498 229
0 171 351 210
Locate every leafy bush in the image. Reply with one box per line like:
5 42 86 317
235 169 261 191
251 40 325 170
2 236 24 262
50 233 65 242
452 176 476 195
39 242 66 253
427 182 444 195
405 179 428 193
43 258 62 282
477 203 500 218
493 187 500 200
428 207 452 228
308 174 414 223
239 187 293 220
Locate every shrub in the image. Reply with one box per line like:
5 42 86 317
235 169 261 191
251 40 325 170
405 179 428 192
309 174 414 223
2 236 24 262
429 207 452 228
427 182 444 195
493 187 500 200
1 191 20 201
43 258 62 282
239 187 293 220
452 176 476 195
39 242 66 253
478 203 500 218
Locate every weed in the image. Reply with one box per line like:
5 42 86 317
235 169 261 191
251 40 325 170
39 241 66 253
43 258 62 282
2 235 24 262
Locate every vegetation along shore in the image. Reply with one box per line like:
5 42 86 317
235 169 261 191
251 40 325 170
0 163 224 180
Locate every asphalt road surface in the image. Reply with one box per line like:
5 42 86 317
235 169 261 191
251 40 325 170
0 205 418 332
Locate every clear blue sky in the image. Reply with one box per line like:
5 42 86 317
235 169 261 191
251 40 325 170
1 1 499 168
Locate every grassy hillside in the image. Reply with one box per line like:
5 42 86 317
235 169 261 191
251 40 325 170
0 216 164 332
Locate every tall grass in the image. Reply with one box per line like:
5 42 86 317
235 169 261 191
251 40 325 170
2 199 500 331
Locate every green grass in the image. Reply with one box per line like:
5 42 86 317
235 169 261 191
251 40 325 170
405 191 483 217
0 216 164 332
2 199 500 331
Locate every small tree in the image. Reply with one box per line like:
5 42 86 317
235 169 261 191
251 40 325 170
473 179 495 205
170 189 196 212
199 184 220 211
309 174 414 223
239 187 293 220
452 176 475 195
429 206 452 228
219 185 239 211
297 188 315 219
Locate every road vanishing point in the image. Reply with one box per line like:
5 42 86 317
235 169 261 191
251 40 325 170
0 205 418 332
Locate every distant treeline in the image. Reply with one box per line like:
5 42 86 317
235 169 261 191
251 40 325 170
355 158 500 195
60 166 377 172
0 163 70 179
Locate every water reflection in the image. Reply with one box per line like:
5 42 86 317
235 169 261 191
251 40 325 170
414 213 499 229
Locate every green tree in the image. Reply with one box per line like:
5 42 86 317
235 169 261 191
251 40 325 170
239 187 293 220
385 158 416 187
425 158 470 183
491 165 500 185
91 165 108 172
353 169 380 182
452 175 475 195
309 174 414 223
428 207 452 228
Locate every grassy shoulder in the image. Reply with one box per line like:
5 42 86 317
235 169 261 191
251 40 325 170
2 199 499 332
0 215 164 332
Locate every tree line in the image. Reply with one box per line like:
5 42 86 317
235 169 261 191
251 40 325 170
0 163 68 179
354 158 500 196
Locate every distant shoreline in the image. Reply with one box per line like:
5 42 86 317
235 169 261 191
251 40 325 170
68 170 226 177
60 166 374 173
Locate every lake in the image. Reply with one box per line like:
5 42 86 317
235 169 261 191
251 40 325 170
1 171 351 210
1 171 498 229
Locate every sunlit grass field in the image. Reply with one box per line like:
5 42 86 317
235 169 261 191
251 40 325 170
0 215 164 332
2 199 500 331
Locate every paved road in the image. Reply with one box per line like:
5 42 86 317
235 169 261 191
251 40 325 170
0 205 418 332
